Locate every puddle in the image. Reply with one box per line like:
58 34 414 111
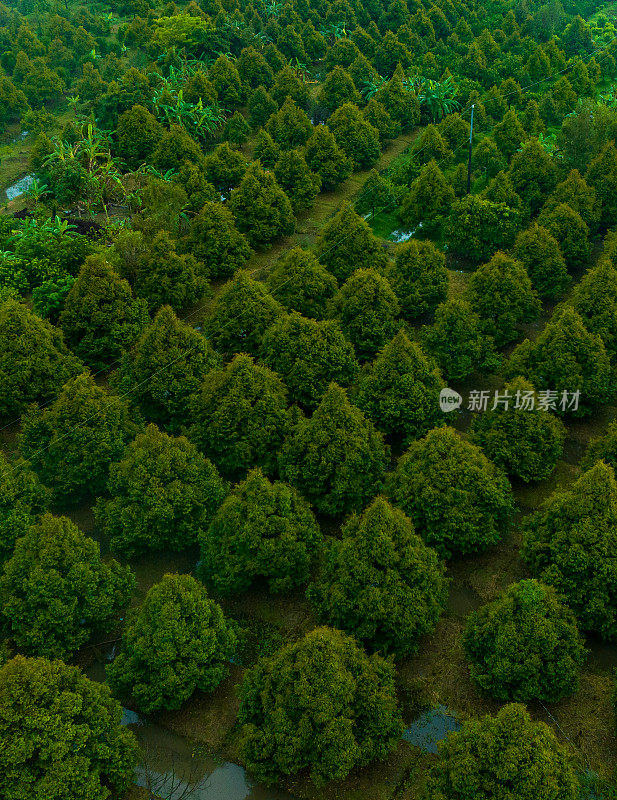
129 719 294 800
402 704 461 753
389 228 416 243
6 173 34 201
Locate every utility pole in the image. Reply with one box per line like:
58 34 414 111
467 104 475 195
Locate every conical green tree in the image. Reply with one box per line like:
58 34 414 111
253 128 280 168
469 377 566 482
399 159 455 232
522 461 617 640
307 497 447 656
315 205 388 284
95 424 227 558
107 574 237 714
463 579 586 702
131 230 208 312
512 223 570 299
114 305 220 433
248 85 278 127
328 102 381 169
209 54 242 106
238 627 403 786
0 299 83 417
264 246 338 319
199 468 322 594
504 307 612 415
329 268 401 359
203 141 248 194
266 96 313 149
385 238 448 319
261 312 358 408
184 201 252 280
410 123 453 165
387 426 514 558
493 107 526 160
354 329 444 443
355 169 398 218
482 170 522 209
20 373 138 504
537 202 590 271
569 258 617 359
465 251 541 346
274 148 321 211
546 168 600 233
304 124 353 191
508 137 559 213
59 255 149 371
205 271 285 357
319 66 361 111
0 513 134 659
229 163 295 247
279 383 389 516
421 299 501 380
363 97 400 142
189 354 290 479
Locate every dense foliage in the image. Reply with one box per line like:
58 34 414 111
464 579 586 702
1 0 616 791
522 461 617 640
0 514 133 660
308 497 447 656
238 627 403 785
387 427 514 558
95 424 227 557
107 573 237 713
199 468 322 594
422 704 579 800
0 656 137 800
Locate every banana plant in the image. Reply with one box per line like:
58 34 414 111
319 21 347 42
153 85 227 140
264 0 282 17
361 75 387 100
417 76 460 121
291 57 318 83
25 178 49 204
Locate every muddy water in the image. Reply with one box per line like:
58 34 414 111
87 658 294 800
128 719 294 800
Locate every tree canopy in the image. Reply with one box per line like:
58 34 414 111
0 513 133 660
308 497 447 657
522 461 617 640
107 573 236 714
19 373 138 504
190 353 290 480
387 426 514 558
279 383 389 516
422 704 579 800
464 579 586 703
0 655 137 800
95 424 226 558
199 468 322 594
238 627 403 786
